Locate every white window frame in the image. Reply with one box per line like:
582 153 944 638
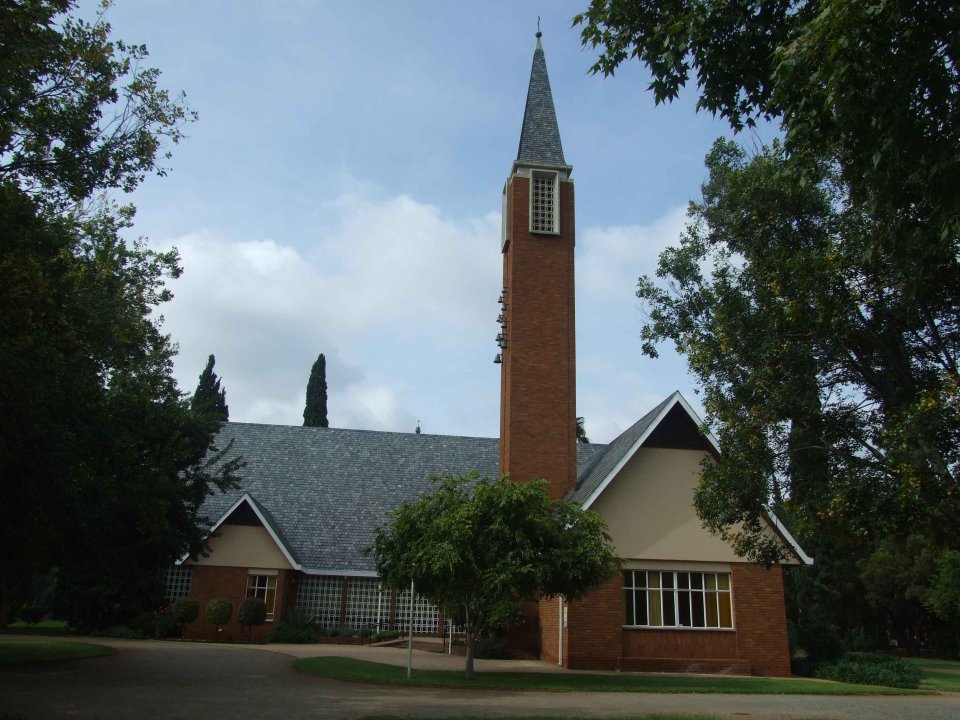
246 573 278 621
529 170 559 235
622 570 734 630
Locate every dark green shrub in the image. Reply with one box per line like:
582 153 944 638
238 598 267 641
154 607 180 638
171 598 200 627
473 636 513 659
268 606 318 644
812 654 922 689
18 605 46 625
797 618 844 661
206 599 232 633
92 625 147 639
372 630 401 642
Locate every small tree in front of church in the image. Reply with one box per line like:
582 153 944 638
237 597 267 642
368 473 619 679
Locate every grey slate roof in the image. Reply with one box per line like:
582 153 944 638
568 393 677 506
516 38 566 167
202 423 606 574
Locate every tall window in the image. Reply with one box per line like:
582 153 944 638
396 587 441 635
246 574 278 621
165 565 192 603
530 171 558 234
623 570 733 629
344 577 380 629
296 575 343 628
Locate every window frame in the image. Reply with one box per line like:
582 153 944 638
528 170 559 235
622 570 734 631
246 573 278 621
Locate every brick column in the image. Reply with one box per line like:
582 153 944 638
731 563 792 677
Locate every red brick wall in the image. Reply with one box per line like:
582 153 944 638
499 175 577 499
562 573 622 669
622 628 738 659
731 563 792 677
182 565 293 643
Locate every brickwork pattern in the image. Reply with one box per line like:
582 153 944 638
731 563 792 677
499 175 577 500
563 573 621 669
183 565 293 642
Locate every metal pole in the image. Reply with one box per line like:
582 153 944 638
406 579 414 678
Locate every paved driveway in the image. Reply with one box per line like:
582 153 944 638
2 637 959 720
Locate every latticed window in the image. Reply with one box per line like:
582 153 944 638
623 570 733 629
165 565 192 603
246 574 278 620
530 172 558 233
395 587 441 635
296 575 344 628
344 577 383 629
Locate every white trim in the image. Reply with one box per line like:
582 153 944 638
298 568 379 578
178 493 302 571
581 391 812 565
581 391 685 511
767 511 814 566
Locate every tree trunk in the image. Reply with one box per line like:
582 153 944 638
464 606 475 680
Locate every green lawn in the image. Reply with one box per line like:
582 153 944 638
0 638 115 665
361 716 716 720
2 619 74 636
294 657 924 695
906 657 960 693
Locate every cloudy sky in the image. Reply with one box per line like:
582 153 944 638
83 0 772 444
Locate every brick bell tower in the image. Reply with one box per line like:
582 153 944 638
497 30 576 501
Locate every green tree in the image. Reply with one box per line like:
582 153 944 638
368 473 619 679
192 354 229 421
573 1 959 275
0 1 238 627
206 599 232 634
237 597 267 642
576 416 589 444
303 352 329 427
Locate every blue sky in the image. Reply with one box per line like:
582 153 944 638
84 0 772 443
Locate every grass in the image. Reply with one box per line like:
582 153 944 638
361 716 717 720
293 657 925 695
2 619 75 636
906 656 960 693
0 638 115 665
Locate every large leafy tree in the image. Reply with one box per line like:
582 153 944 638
636 138 960 649
303 352 329 428
369 473 619 678
574 1 959 370
192 354 229 421
0 1 237 627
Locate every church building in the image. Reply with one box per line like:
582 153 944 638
170 33 810 677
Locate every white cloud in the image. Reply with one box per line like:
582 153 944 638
153 184 501 431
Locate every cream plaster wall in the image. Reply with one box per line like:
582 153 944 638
187 525 293 569
592 447 798 564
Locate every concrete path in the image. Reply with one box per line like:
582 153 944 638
2 636 959 720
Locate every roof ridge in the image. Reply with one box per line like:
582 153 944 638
222 421 497 442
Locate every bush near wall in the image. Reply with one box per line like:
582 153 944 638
796 654 922 689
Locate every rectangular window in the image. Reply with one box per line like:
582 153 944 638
296 575 343 628
165 565 192 603
622 570 733 629
246 574 278 621
529 171 558 234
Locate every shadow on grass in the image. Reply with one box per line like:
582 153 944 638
294 657 927 695
0 638 116 665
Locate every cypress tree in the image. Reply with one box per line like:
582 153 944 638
192 354 229 421
303 353 329 427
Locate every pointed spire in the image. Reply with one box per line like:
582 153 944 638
516 31 567 168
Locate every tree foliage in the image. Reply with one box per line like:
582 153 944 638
238 597 267 641
192 354 229 421
576 416 589 444
0 0 196 212
303 352 329 427
575 0 959 344
0 1 238 628
368 473 618 678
